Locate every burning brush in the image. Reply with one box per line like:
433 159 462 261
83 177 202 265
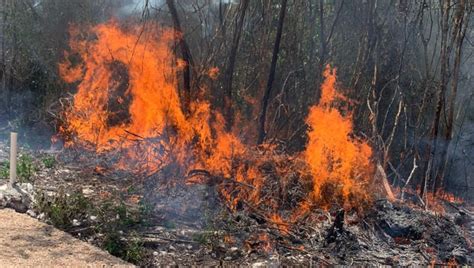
58 20 376 235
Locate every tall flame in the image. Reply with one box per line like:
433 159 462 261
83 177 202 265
304 67 373 208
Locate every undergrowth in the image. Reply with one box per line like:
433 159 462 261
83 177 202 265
34 190 151 265
0 153 38 182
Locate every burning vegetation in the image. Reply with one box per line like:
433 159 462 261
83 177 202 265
0 0 473 266
58 20 376 223
45 19 472 265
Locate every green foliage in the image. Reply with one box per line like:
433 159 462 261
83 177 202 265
163 220 176 229
42 155 56 168
192 232 211 245
17 154 37 182
103 231 145 264
0 154 38 182
95 201 148 264
127 185 136 194
34 190 91 229
0 162 8 179
34 190 150 264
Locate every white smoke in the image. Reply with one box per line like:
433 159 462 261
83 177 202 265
118 0 164 17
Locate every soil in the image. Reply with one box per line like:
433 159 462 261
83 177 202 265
0 208 133 267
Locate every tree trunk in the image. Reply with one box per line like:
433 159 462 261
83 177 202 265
421 0 450 199
166 0 194 115
1 0 8 113
257 0 288 144
223 0 249 131
318 0 325 77
435 0 469 192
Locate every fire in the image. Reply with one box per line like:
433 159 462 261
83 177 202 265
59 20 374 232
304 67 374 209
270 214 290 235
59 20 215 172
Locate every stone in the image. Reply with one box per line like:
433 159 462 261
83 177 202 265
0 183 34 213
26 209 37 218
38 212 46 221
82 188 94 195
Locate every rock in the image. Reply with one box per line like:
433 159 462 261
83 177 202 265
153 251 159 256
19 183 34 195
26 209 37 218
72 219 81 226
0 183 33 213
89 215 97 221
82 188 94 195
38 212 46 221
252 261 268 267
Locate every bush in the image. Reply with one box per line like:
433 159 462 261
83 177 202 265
34 190 149 264
0 154 38 182
0 162 8 179
35 190 91 229
42 155 56 168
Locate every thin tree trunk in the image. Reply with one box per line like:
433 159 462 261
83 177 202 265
421 0 450 199
1 0 8 113
166 0 194 115
435 0 469 191
257 0 288 144
318 0 325 76
223 0 249 131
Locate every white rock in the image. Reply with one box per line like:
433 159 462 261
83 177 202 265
82 188 94 195
38 213 46 221
252 262 267 267
72 219 81 226
89 215 97 221
153 251 159 256
26 209 36 217
19 183 34 193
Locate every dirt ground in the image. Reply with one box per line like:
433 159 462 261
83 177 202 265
0 208 133 267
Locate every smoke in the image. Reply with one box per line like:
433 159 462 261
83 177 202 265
118 0 164 17
118 0 236 17
446 43 474 200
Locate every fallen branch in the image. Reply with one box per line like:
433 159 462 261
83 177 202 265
401 157 418 201
186 169 256 190
374 164 396 202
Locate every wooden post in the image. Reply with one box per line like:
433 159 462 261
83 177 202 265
9 132 17 187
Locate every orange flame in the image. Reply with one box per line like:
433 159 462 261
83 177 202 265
59 21 374 233
304 66 374 209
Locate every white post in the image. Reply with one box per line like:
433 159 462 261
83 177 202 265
9 132 17 187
